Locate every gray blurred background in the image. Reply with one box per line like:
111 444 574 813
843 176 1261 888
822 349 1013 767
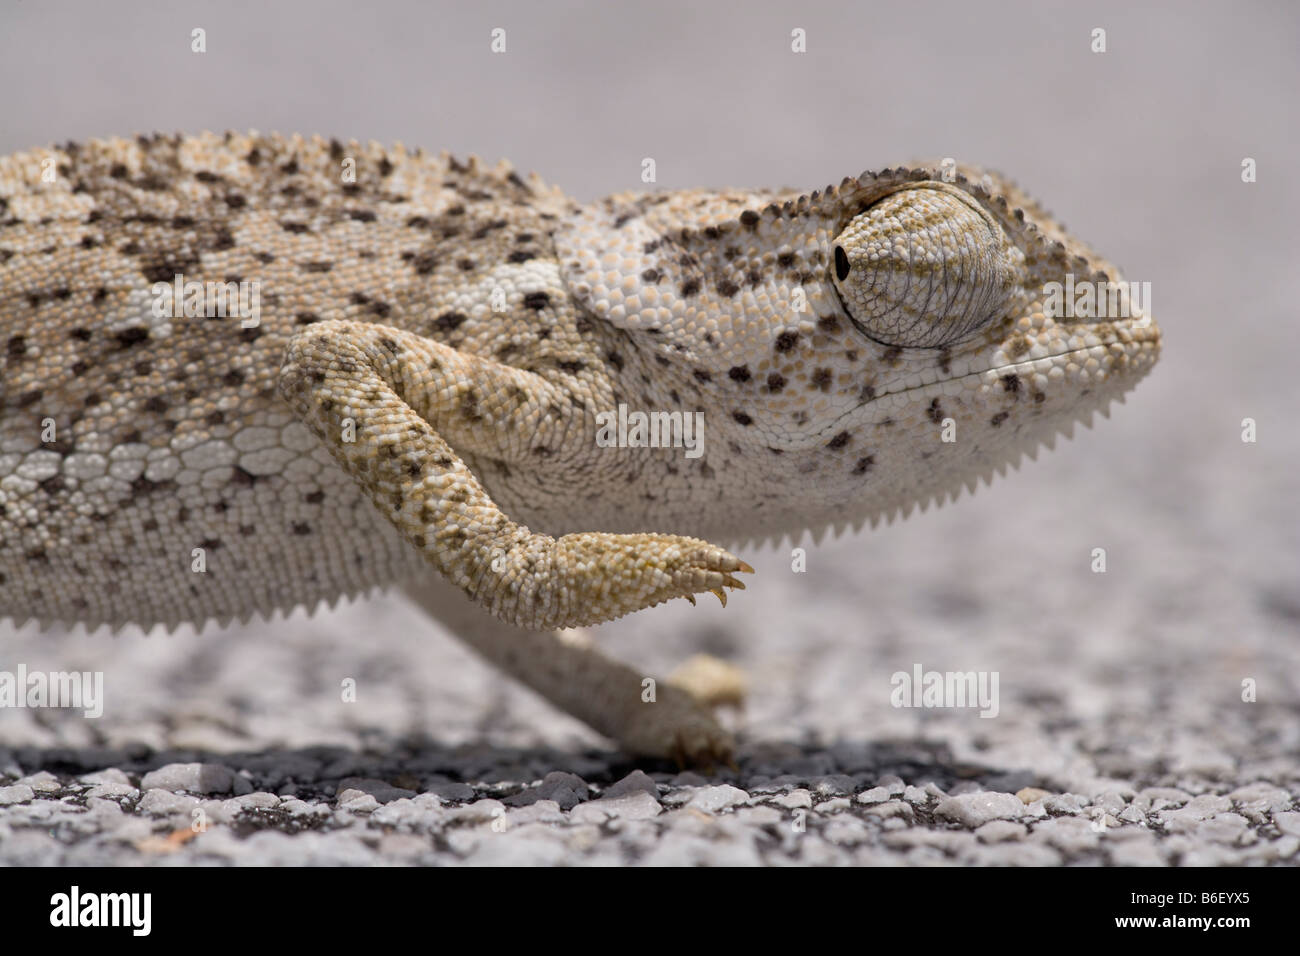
1 0 1297 863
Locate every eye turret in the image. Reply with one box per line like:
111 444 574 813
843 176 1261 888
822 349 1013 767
831 184 1017 348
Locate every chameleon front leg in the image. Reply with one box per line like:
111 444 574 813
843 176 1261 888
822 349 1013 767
403 578 734 764
278 320 750 631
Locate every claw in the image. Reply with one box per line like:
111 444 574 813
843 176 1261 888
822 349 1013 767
711 588 727 607
683 594 696 606
736 560 755 574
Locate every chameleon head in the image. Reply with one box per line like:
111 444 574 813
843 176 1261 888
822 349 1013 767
557 165 1161 539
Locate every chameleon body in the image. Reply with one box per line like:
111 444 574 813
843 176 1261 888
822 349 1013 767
0 132 1159 761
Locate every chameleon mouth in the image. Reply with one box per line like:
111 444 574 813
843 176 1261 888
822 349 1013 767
849 323 1161 417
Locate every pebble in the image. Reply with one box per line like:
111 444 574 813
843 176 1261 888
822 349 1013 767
17 771 61 792
685 785 749 813
570 792 662 823
334 777 417 804
853 787 887 805
772 789 813 810
140 762 236 794
0 785 34 805
1273 812 1300 838
976 820 1026 843
863 800 914 820
602 770 659 800
934 792 1024 827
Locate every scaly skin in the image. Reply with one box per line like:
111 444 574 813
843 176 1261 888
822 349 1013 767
0 133 1160 760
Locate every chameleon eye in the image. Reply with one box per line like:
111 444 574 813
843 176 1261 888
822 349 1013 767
830 184 1017 349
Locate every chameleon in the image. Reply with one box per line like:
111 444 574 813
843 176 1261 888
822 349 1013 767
0 132 1160 763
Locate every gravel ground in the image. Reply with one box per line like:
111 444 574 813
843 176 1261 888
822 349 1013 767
1 1 1298 865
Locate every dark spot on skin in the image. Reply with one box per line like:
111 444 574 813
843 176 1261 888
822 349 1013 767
410 250 438 275
348 209 377 222
225 193 247 209
458 259 476 271
70 360 89 376
775 331 799 352
1032 390 1046 404
295 312 320 325
6 335 25 358
777 253 796 268
827 431 850 449
281 157 300 175
613 213 635 228
852 455 875 475
990 412 1009 427
109 163 128 179
195 170 221 183
246 147 261 165
606 351 624 372
641 268 661 283
39 475 64 495
142 396 168 414
301 261 333 273
693 369 712 383
80 236 99 249
680 278 701 297
206 411 224 427
292 522 312 535
728 365 751 383
83 392 102 407
926 398 943 424
231 466 257 487
766 373 786 393
508 250 534 263
281 222 310 234
557 360 585 374
811 368 833 391
134 360 152 376
461 388 483 421
378 156 394 177
142 258 198 285
817 315 841 333
115 327 150 349
434 312 467 332
717 279 740 297
222 369 244 387
732 411 753 426
1006 336 1031 359
305 490 325 504
1001 373 1021 393
523 292 550 311
882 346 903 364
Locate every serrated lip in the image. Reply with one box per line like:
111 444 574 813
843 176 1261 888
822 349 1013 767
828 328 1159 433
